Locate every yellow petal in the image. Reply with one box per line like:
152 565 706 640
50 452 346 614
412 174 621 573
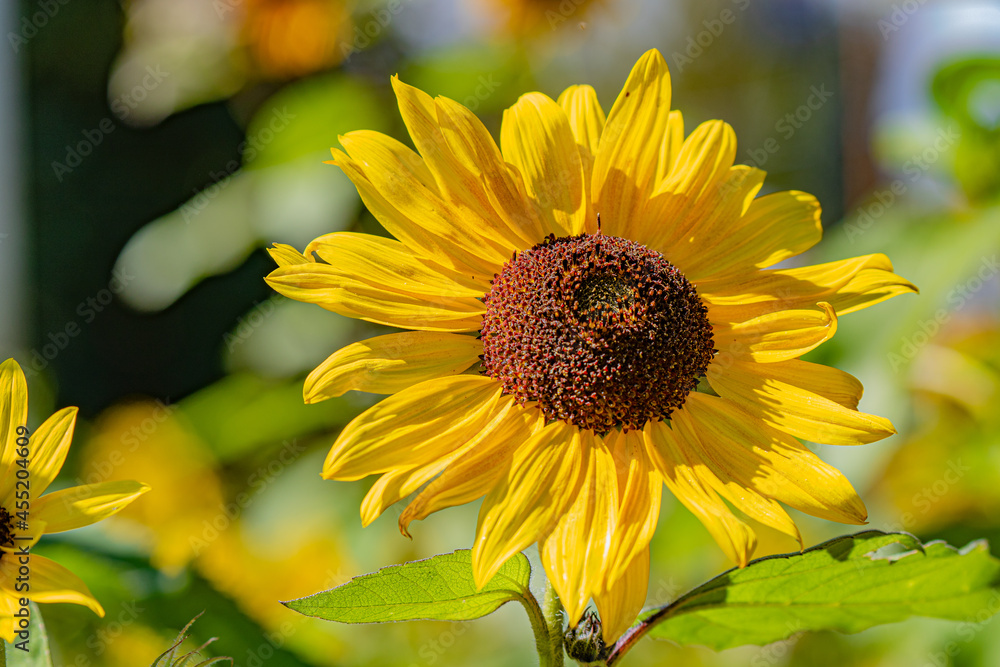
24 406 77 498
399 404 543 536
672 401 802 544
5 555 104 616
711 358 864 410
594 547 648 643
389 78 538 254
267 243 309 267
690 190 823 280
557 84 606 207
501 92 588 236
701 254 918 317
710 302 838 363
640 120 737 250
331 135 505 280
32 480 150 533
539 431 618 625
591 49 672 239
435 96 547 246
472 420 586 587
323 375 501 481
557 84 605 157
359 394 519 527
708 360 895 445
643 420 756 566
305 332 483 403
679 393 868 525
0 592 16 642
603 430 661 585
664 166 766 276
0 358 28 489
266 262 484 333
653 110 684 184
304 232 488 298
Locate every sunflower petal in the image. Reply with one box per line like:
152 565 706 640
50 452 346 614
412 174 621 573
604 430 661 585
0 358 28 491
665 166 767 276
640 120 738 250
305 332 483 403
399 404 543 536
331 135 506 280
25 406 77 498
435 96 547 246
266 262 484 332
591 49 672 239
304 232 488 297
594 547 649 643
267 243 310 267
672 402 802 544
557 84 605 157
644 420 756 566
359 395 519 527
679 393 868 525
701 254 918 317
712 358 864 409
501 92 588 236
557 84 606 210
9 555 104 616
710 302 838 363
539 431 618 625
708 360 895 445
691 190 823 279
323 375 501 481
32 481 150 533
472 421 587 587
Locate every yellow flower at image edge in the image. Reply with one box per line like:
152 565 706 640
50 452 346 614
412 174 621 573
0 359 149 642
266 49 917 642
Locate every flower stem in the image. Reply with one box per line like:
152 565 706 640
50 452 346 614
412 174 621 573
543 579 565 667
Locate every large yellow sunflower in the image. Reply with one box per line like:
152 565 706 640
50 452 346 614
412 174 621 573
0 359 149 642
266 49 916 642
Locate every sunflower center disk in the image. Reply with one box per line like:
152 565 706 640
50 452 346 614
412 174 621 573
0 507 14 558
480 233 715 432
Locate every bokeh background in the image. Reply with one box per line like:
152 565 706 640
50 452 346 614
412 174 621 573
2 0 1000 665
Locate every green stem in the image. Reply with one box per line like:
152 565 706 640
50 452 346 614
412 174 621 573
520 589 557 667
1 636 6 667
543 580 565 667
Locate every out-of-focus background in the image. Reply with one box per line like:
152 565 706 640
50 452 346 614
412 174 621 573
2 0 1000 665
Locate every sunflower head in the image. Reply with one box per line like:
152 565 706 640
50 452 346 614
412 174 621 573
266 49 916 642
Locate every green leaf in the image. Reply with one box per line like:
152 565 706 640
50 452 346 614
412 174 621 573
284 550 533 623
644 531 1000 651
2 602 54 667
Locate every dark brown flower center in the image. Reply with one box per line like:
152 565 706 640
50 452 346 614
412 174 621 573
480 232 715 432
0 507 13 560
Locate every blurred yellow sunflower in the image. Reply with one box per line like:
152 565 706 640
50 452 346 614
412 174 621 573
266 49 916 641
0 359 149 642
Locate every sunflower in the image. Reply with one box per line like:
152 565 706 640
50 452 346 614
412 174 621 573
0 359 149 642
265 49 916 641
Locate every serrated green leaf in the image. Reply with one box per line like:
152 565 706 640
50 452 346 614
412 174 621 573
285 550 532 623
644 531 1000 651
2 603 53 667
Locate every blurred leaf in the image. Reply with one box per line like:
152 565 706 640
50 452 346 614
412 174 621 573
179 373 359 461
643 531 1000 651
403 45 524 117
285 550 533 623
2 602 53 667
244 72 391 171
932 57 1000 203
